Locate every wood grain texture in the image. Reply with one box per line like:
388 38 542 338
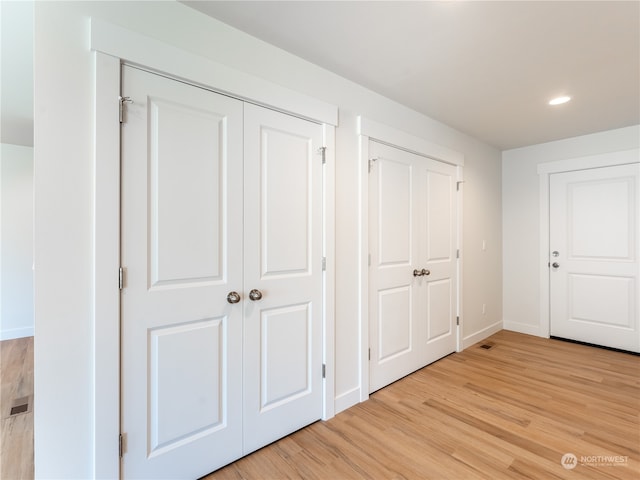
204 331 639 480
0 336 34 480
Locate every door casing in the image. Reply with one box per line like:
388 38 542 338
538 149 640 340
92 20 337 479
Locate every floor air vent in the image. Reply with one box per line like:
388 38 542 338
8 396 31 417
480 343 494 350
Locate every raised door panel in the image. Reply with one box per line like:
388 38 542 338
378 159 413 266
120 66 244 479
148 98 226 286
148 319 224 454
378 286 412 361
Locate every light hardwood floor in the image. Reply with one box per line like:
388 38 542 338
0 332 638 479
205 331 639 480
0 336 34 480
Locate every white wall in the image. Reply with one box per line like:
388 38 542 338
34 1 502 477
502 125 640 336
1 143 34 340
0 0 34 147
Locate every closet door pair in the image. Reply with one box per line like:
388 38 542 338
369 141 458 393
120 65 323 479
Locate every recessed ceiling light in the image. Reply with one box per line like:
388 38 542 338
549 96 571 106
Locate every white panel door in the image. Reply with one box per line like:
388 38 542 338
369 141 457 393
550 163 640 352
120 66 244 479
242 103 324 453
417 158 458 366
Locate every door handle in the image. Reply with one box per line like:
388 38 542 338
413 269 431 277
552 262 560 269
249 289 263 301
226 291 241 304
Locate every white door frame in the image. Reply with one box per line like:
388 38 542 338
537 149 640 339
356 116 464 405
92 19 337 479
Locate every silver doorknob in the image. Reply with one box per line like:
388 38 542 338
226 291 241 304
249 289 263 301
421 269 430 276
552 262 560 269
413 269 422 277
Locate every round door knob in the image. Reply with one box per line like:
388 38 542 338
226 291 241 304
421 269 430 276
413 269 422 277
552 262 560 269
249 289 263 301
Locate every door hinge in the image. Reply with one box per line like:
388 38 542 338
118 267 124 290
368 157 378 173
456 181 465 191
318 146 327 164
368 254 371 266
368 348 371 361
119 433 124 458
456 249 460 259
119 96 132 123
456 316 460 326
322 363 326 379
322 257 327 271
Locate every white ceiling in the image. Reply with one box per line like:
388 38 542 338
184 1 640 150
2 1 638 150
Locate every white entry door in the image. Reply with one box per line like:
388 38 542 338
369 141 458 392
121 66 324 479
550 163 640 352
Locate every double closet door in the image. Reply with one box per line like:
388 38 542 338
120 66 324 479
369 141 458 393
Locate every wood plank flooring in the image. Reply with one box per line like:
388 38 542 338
204 331 639 480
0 332 637 479
0 336 34 480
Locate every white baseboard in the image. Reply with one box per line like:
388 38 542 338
462 320 502 349
0 326 34 341
503 320 546 338
334 386 361 414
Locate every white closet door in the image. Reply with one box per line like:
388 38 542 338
369 141 457 393
242 103 324 454
416 157 458 367
550 163 639 352
120 66 244 479
369 142 421 392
